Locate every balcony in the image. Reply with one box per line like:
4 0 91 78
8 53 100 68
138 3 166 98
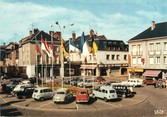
163 50 167 55
155 50 161 55
131 51 143 56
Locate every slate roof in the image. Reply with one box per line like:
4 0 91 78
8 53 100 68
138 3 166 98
129 22 167 41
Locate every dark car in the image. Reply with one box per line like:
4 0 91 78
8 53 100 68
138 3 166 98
113 85 134 98
16 86 36 99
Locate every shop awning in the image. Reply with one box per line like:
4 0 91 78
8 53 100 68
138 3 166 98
128 68 143 72
143 70 161 77
80 65 96 69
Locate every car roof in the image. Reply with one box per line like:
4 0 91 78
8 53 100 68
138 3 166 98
100 86 115 90
56 88 68 92
34 87 51 90
77 88 88 92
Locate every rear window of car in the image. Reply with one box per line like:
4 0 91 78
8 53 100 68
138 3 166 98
57 92 65 94
110 90 115 93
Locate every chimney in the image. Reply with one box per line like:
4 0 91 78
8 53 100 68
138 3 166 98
53 32 61 40
34 28 39 34
90 29 94 38
72 31 76 41
151 21 156 30
29 30 32 37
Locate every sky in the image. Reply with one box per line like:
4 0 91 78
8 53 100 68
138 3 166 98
0 0 167 45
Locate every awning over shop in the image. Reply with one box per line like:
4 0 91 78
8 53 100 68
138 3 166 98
143 70 161 77
80 65 96 69
128 68 144 72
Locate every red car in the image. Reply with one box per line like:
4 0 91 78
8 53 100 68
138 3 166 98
76 88 89 103
143 77 157 85
95 77 106 83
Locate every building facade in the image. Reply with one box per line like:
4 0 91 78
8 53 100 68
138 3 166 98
128 21 167 79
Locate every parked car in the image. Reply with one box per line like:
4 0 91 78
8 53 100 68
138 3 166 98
76 88 90 103
112 85 134 98
16 86 35 99
32 87 55 101
53 88 73 103
143 77 157 85
122 78 143 87
95 77 106 82
92 86 118 102
77 79 98 88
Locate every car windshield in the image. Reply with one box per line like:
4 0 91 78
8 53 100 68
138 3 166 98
79 91 86 94
57 92 65 94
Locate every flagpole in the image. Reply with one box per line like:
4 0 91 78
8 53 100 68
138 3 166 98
51 32 54 90
41 37 44 87
69 39 71 86
35 47 39 87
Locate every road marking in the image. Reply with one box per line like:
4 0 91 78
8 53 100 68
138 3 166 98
97 100 119 108
36 101 53 109
0 96 7 103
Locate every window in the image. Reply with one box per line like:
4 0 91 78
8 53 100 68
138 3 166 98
132 57 136 64
124 55 127 60
164 42 167 50
149 57 154 64
149 43 154 51
137 44 142 55
116 55 120 60
138 57 142 65
132 45 136 55
112 55 115 60
164 56 167 64
156 43 160 51
106 55 110 60
156 57 160 64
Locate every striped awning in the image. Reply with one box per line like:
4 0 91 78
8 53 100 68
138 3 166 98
143 70 161 77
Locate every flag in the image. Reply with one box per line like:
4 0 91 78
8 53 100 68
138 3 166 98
61 39 69 56
82 40 90 56
79 32 86 53
91 32 98 55
69 39 80 53
50 43 56 60
35 40 42 56
41 37 50 56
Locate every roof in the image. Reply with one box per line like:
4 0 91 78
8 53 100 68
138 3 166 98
56 88 68 92
129 22 167 41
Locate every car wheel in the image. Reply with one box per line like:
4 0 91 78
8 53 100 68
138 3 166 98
104 97 108 102
22 95 26 99
122 94 126 98
40 97 44 101
92 94 96 98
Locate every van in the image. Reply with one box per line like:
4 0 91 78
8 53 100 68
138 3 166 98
32 87 55 101
92 86 118 102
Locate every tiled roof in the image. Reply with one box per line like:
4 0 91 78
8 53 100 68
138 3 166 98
129 22 167 41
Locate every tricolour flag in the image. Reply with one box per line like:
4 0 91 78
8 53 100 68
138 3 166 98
35 40 42 56
69 39 80 53
79 32 86 53
41 37 50 56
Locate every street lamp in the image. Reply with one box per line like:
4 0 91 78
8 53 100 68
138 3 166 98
55 21 74 88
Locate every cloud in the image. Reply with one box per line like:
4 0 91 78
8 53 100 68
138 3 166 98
0 0 167 45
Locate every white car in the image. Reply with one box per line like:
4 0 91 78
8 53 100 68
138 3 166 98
77 79 98 87
32 87 55 101
53 88 73 103
92 86 118 102
122 78 143 87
